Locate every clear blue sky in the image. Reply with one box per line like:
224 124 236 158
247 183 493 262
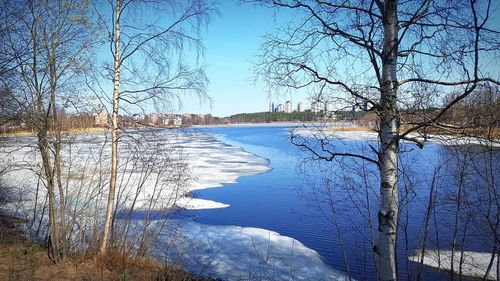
147 1 500 117
92 1 305 117
181 1 307 117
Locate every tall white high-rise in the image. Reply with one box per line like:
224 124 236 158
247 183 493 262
284 101 292 113
297 102 304 112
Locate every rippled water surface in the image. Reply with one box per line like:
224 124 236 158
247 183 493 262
184 126 498 280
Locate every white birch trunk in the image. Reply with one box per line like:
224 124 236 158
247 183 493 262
375 1 399 280
99 0 121 255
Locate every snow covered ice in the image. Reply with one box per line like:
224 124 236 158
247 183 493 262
409 249 498 280
0 129 350 280
158 221 352 281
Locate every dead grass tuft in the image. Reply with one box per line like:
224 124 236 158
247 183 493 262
0 213 218 281
0 127 106 137
325 126 374 132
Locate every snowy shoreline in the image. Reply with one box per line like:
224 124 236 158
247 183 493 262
409 249 498 280
190 122 308 129
0 129 352 280
0 130 272 212
161 221 352 281
291 126 500 147
3 127 496 280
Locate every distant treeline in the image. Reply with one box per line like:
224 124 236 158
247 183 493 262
229 111 323 123
227 110 382 124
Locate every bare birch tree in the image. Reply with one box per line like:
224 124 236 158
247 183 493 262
94 0 215 255
1 0 94 262
249 0 500 280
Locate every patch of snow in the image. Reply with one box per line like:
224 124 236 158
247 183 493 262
291 127 500 147
175 197 229 210
410 134 500 147
185 132 271 192
291 127 378 141
159 221 352 281
409 249 497 280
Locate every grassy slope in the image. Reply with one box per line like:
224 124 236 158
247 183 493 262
0 214 218 281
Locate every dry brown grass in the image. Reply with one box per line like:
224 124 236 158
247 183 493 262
0 213 218 281
0 244 211 281
325 126 374 132
64 127 107 134
61 173 86 181
405 126 500 140
0 130 37 137
0 127 106 137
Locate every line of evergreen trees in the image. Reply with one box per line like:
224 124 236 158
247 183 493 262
229 111 323 123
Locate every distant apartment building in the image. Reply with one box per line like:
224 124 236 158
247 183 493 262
133 114 146 122
149 113 161 125
95 111 109 126
163 115 183 127
269 101 295 113
173 116 182 126
297 102 304 112
284 101 292 113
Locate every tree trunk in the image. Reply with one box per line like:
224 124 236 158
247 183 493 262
374 1 399 280
99 0 121 255
49 35 67 259
33 28 62 262
37 129 61 262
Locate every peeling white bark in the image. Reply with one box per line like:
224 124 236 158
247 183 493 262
99 0 121 255
374 1 399 280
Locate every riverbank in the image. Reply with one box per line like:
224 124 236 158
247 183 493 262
0 128 351 280
292 125 500 147
190 121 309 128
0 212 220 281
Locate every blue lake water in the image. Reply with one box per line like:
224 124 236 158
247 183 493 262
181 126 498 280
